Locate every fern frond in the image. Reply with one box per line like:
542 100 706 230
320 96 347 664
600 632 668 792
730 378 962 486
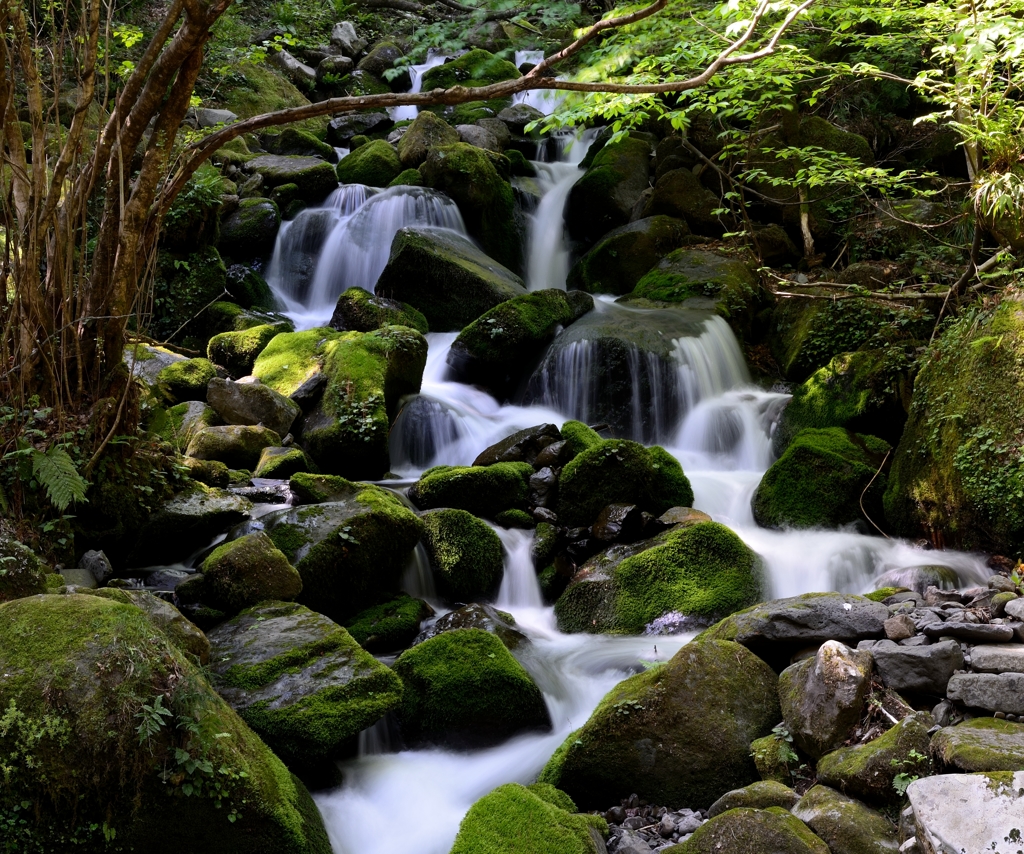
31 448 89 512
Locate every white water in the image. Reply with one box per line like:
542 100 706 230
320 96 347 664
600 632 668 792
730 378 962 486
511 49 565 116
390 50 449 123
257 129 993 854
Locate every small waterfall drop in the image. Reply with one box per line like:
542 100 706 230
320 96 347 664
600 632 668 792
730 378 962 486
390 50 449 122
511 49 564 116
495 527 543 610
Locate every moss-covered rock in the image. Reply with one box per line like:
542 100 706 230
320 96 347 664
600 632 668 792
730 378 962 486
412 602 527 649
207 600 403 766
540 638 779 809
421 508 504 601
219 198 282 261
750 731 800 784
708 781 801 817
815 711 933 805
225 265 278 312
418 143 523 272
87 587 210 664
554 521 763 633
421 49 521 127
0 534 49 603
263 480 424 623
752 427 890 530
343 593 432 652
335 139 402 187
186 424 282 470
392 628 550 748
0 594 330 853
408 461 534 518
884 298 1024 554
375 226 527 331
449 783 607 854
566 134 651 245
329 286 428 334
155 357 218 404
388 167 424 187
447 289 593 398
930 718 1024 772
641 167 724 238
567 216 693 296
208 322 291 378
199 532 303 614
560 420 603 457
254 446 317 479
791 785 899 854
152 400 219 453
261 127 335 161
557 439 693 527
397 110 461 168
667 808 829 854
287 472 356 504
245 155 338 204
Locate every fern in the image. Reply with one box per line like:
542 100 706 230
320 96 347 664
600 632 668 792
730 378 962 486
31 448 89 511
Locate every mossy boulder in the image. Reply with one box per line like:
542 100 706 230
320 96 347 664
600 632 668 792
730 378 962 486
388 167 424 187
87 587 210 664
408 461 534 518
0 594 330 853
885 297 1024 554
254 446 317 479
263 479 424 622
155 357 218 404
420 508 505 601
375 226 527 331
150 247 229 344
186 424 282 470
260 127 335 161
152 400 219 452
566 134 651 245
220 63 326 138
245 155 338 204
419 143 524 272
447 289 593 398
412 603 527 650
207 600 403 766
449 783 607 854
752 427 890 530
335 139 402 187
708 781 801 817
287 472 357 504
421 49 521 126
208 322 291 378
557 439 693 527
199 532 303 614
343 593 433 652
397 110 461 168
392 628 550 748
225 265 277 311
553 521 763 634
667 808 829 854
815 711 933 805
219 198 282 261
930 718 1024 772
329 286 428 334
567 216 692 296
750 731 800 784
0 535 50 603
641 167 724 238
560 420 603 457
253 326 427 478
540 638 779 809
792 785 899 854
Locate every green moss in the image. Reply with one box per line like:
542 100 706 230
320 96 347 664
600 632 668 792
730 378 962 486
288 472 356 504
931 717 1024 772
864 586 905 602
557 439 693 527
388 168 424 187
673 807 830 854
336 139 402 187
343 593 432 652
421 509 505 601
156 357 218 404
262 127 334 161
421 49 520 128
410 461 534 518
268 522 310 555
0 536 49 603
200 532 302 613
449 783 604 854
753 427 891 530
394 629 549 747
495 509 535 528
208 323 289 378
252 327 334 397
560 420 602 457
219 64 326 136
331 287 429 334
750 733 798 784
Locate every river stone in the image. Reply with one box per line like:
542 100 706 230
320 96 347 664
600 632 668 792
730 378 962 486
858 638 963 695
873 565 960 594
254 446 316 479
1005 597 1024 621
412 603 527 650
907 772 1024 854
566 133 651 245
642 167 724 238
327 112 392 145
791 785 899 854
207 600 402 766
708 781 801 817
815 711 933 804
375 226 527 331
342 593 433 652
778 641 873 760
396 111 460 167
472 423 562 467
125 342 187 386
970 644 1024 673
128 482 252 566
946 672 1024 715
245 155 338 204
931 718 1024 771
88 587 211 664
665 808 829 854
206 377 300 437
186 424 282 470
703 593 889 664
0 535 50 602
420 508 505 602
199 531 303 614
408 461 534 518
541 639 779 810
923 621 1016 643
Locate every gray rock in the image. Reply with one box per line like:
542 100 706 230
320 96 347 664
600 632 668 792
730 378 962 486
1005 597 1024 621
708 780 800 817
330 21 367 57
207 377 301 437
124 343 185 386
326 112 393 145
614 829 654 854
80 549 113 584
922 622 1016 643
930 718 1024 771
411 603 527 650
874 565 960 595
316 54 354 83
779 640 873 760
196 108 237 128
793 785 899 854
269 47 317 87
456 123 502 152
885 613 917 640
969 644 1024 674
476 117 511 149
497 102 545 134
185 424 283 470
907 772 1024 854
989 575 1018 593
862 638 963 694
947 672 1024 714
245 155 338 203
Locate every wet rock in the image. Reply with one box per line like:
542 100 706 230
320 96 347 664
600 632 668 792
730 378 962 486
412 603 527 650
420 508 504 602
253 446 316 479
858 639 963 695
535 439 573 469
473 423 562 467
907 771 1024 853
207 377 301 437
946 672 1024 715
930 718 1024 771
408 461 533 518
186 423 282 470
566 133 651 245
199 531 302 614
708 780 801 817
923 622 1015 643
667 807 829 854
329 286 428 334
1005 597 1024 621
245 155 338 204
792 785 899 854
591 503 645 544
326 112 392 145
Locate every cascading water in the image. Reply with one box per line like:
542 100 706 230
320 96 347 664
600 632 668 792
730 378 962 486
389 50 449 122
510 49 564 116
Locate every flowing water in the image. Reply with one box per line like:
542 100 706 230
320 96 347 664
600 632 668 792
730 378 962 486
256 128 992 854
390 50 450 123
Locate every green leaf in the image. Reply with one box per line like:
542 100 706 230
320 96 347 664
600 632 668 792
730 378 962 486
31 448 88 512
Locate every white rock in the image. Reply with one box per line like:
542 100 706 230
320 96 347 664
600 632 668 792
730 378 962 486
908 772 1024 854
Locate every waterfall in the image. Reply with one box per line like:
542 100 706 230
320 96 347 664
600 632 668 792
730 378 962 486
495 527 543 610
511 49 565 116
390 50 449 123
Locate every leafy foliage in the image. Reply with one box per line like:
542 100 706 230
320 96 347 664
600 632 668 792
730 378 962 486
30 448 89 513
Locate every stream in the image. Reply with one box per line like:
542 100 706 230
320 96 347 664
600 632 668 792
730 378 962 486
253 118 990 854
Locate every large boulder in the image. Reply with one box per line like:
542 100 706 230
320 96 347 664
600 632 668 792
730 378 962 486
408 461 534 518
419 143 524 271
88 587 210 664
186 424 282 470
208 322 292 379
329 286 428 334
342 593 433 652
420 508 505 602
198 531 303 614
947 669 1024 714
397 110 460 168
0 535 50 602
392 628 550 748
421 49 521 125
858 638 963 695
885 296 1024 554
253 326 427 478
374 226 527 331
931 718 1024 771
206 377 301 437
708 781 801 817
447 289 593 398
218 198 281 261
0 594 330 853
540 638 780 810
207 600 403 766
752 427 891 530
791 786 899 854
566 134 651 244
554 521 764 634
450 783 607 854
244 155 338 204
667 808 829 854
335 139 402 187
155 357 218 404
567 216 693 296
642 167 724 237
262 479 423 622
